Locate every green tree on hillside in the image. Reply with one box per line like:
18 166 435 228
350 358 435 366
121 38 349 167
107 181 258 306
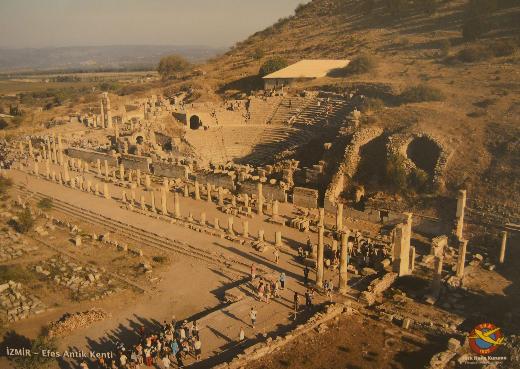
157 55 191 80
251 48 265 60
259 57 288 77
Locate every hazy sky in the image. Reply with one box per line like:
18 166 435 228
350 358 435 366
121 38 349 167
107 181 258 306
0 0 307 49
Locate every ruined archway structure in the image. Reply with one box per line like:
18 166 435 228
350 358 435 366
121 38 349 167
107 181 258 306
324 127 384 212
386 132 450 190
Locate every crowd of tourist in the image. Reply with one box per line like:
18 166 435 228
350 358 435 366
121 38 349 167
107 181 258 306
80 319 203 369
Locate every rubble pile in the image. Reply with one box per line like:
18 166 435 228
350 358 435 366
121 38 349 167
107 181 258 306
47 308 111 338
0 280 46 322
0 231 38 262
34 256 119 301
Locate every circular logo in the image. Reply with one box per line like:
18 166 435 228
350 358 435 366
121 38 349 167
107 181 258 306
468 323 504 355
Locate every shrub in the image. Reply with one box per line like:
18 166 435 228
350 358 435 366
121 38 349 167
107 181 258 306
462 17 489 41
37 198 53 211
362 0 376 14
251 47 265 60
0 177 12 195
360 98 385 113
409 168 430 192
152 255 169 264
384 0 407 16
259 57 288 77
490 39 518 57
12 208 34 234
10 335 57 369
399 84 444 103
157 55 191 80
0 265 36 284
457 45 492 62
467 0 498 17
0 118 8 130
437 39 451 57
386 154 408 193
345 54 378 75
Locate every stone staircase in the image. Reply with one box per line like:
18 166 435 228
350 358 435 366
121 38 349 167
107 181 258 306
184 128 229 164
247 96 283 125
268 96 314 125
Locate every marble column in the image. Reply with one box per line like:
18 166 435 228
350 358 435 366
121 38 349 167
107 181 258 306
339 230 350 294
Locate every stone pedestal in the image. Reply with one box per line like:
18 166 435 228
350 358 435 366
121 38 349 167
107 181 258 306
174 193 181 218
275 231 282 247
258 229 265 242
228 217 234 235
242 220 249 238
456 239 468 277
194 181 200 200
103 183 110 199
257 183 263 215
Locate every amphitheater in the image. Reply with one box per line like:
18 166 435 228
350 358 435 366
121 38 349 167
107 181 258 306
180 94 352 165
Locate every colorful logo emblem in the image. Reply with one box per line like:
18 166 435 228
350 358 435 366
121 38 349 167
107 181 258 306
468 323 504 355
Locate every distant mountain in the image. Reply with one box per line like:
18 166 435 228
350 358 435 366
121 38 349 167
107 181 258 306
0 45 226 73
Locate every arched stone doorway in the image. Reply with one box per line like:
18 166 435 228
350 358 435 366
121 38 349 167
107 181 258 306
189 115 201 130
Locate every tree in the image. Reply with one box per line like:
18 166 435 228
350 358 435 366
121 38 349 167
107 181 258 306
157 55 191 80
259 57 288 77
11 335 57 369
37 198 53 211
12 208 34 234
386 154 408 193
345 54 378 75
462 17 488 41
251 48 265 60
384 0 407 16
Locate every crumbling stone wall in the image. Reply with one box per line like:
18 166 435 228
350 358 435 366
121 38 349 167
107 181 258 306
386 131 450 190
66 148 118 167
293 187 319 208
196 171 236 191
324 127 384 211
239 180 287 202
153 161 190 179
120 153 151 172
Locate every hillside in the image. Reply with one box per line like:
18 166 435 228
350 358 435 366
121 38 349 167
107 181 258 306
175 0 520 221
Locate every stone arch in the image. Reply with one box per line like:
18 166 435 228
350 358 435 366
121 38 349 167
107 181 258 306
406 136 441 175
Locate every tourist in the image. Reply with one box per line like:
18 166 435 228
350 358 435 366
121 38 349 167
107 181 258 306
194 336 202 360
258 281 265 302
273 248 280 264
279 272 286 290
273 279 280 298
251 263 256 280
303 266 310 286
170 339 179 358
239 326 245 342
265 283 271 304
144 346 152 367
305 289 313 309
250 307 257 328
161 354 171 368
293 292 300 319
120 351 128 368
193 320 199 339
80 361 89 369
324 280 333 301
